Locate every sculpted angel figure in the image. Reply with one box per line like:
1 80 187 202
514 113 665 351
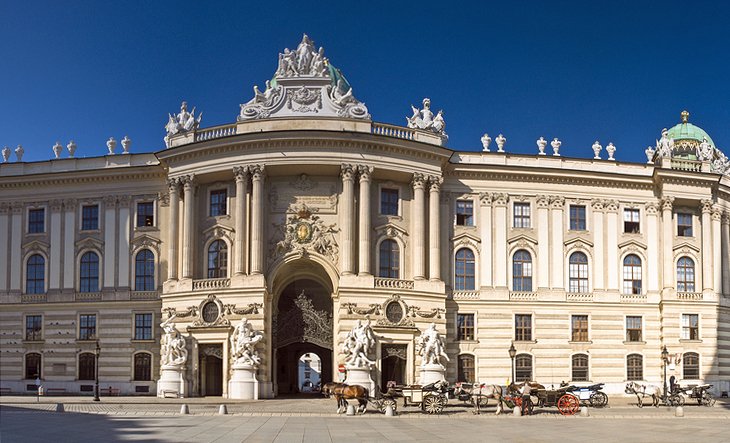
342 319 376 368
418 323 449 367
697 137 714 161
160 315 188 366
230 318 264 366
656 128 674 158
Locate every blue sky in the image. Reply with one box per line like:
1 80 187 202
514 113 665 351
2 1 729 163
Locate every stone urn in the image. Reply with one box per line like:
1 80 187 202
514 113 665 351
592 141 602 159
52 141 63 159
121 136 131 154
1 146 10 163
645 146 655 164
536 136 547 155
106 137 116 155
495 134 506 152
481 133 491 152
606 142 616 160
551 138 561 156
15 145 24 162
67 140 77 158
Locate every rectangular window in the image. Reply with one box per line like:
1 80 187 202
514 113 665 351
380 188 399 215
569 205 586 231
458 355 475 383
681 314 699 340
515 314 532 341
136 202 154 227
134 313 153 340
513 202 531 228
28 208 45 233
623 208 640 233
626 316 642 342
571 315 589 342
677 213 693 237
81 205 99 231
456 200 474 226
79 314 96 340
25 315 43 341
457 314 475 341
209 189 227 216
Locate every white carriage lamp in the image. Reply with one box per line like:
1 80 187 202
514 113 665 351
661 345 669 398
508 343 517 384
93 339 101 402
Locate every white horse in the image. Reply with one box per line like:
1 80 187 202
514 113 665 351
454 383 505 415
625 381 661 407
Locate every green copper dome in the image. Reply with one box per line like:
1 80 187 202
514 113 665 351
667 110 715 147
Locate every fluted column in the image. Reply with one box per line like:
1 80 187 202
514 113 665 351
550 196 565 289
167 178 180 281
536 196 549 289
339 164 356 275
181 175 196 279
722 212 730 296
493 193 508 287
250 165 265 275
661 197 674 290
700 199 713 292
605 200 619 291
428 176 442 281
478 193 493 287
233 166 249 276
591 200 605 291
411 173 426 280
645 202 660 292
358 165 373 276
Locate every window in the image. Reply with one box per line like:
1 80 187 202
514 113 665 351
454 248 475 291
380 188 399 216
571 315 589 342
25 254 45 294
569 205 586 231
515 314 532 341
134 353 152 381
79 314 96 340
136 202 154 227
209 189 227 216
568 252 589 293
677 213 693 237
25 353 41 379
512 250 532 291
81 205 99 230
457 355 475 383
622 255 642 295
78 353 95 380
207 240 228 278
623 208 640 233
683 352 699 379
25 315 43 341
515 354 532 382
134 249 155 291
134 313 153 340
28 208 45 233
626 316 642 342
677 257 695 292
456 200 474 226
681 314 699 340
572 354 589 382
457 313 474 341
627 354 643 381
378 239 400 278
79 252 99 293
513 202 531 228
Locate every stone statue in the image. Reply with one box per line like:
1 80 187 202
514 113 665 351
230 318 264 366
481 133 492 152
645 146 655 163
551 137 561 156
536 137 547 155
342 319 376 368
697 137 714 162
53 142 63 159
164 101 202 147
275 34 329 78
606 142 616 160
495 134 506 152
2 146 10 163
15 145 24 162
417 323 449 367
329 78 355 106
592 141 602 159
160 315 188 366
406 98 447 136
67 140 77 158
656 128 674 158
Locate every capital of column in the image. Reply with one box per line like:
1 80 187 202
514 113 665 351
340 164 356 182
180 174 196 191
549 195 565 209
645 201 659 216
103 195 118 208
712 206 722 221
50 199 63 212
604 199 619 213
700 198 714 214
250 164 265 181
0 202 9 215
660 196 674 212
358 164 373 182
10 202 23 214
427 175 442 192
493 193 509 207
166 177 180 194
233 165 250 183
410 172 426 190
117 195 131 207
536 195 550 209
722 211 730 226
590 198 605 212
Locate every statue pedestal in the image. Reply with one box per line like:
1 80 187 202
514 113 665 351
228 363 259 400
157 365 186 398
343 365 376 393
419 364 446 385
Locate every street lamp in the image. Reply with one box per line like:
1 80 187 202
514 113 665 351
93 340 100 402
661 345 669 399
508 342 517 384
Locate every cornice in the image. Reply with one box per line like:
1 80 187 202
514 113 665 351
0 168 166 190
444 168 655 191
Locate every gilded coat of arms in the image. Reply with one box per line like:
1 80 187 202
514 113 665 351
271 203 339 262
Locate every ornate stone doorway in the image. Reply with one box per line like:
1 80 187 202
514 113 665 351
199 344 223 396
381 344 407 393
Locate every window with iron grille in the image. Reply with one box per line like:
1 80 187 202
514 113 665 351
513 202 531 228
378 239 399 278
681 314 699 340
571 315 589 342
454 248 475 291
572 354 589 381
623 208 640 233
25 315 42 341
28 208 45 233
568 252 589 293
134 313 153 340
622 254 642 295
79 314 96 340
626 354 643 381
512 250 532 291
380 188 399 215
515 314 532 341
209 189 227 216
456 200 474 226
457 355 475 383
25 353 41 379
626 316 642 342
683 352 699 379
677 213 693 237
569 205 586 231
78 353 95 380
457 314 474 341
515 354 532 382
134 353 152 381
136 202 154 227
81 205 99 231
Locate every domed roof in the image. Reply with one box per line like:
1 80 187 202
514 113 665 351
667 110 715 148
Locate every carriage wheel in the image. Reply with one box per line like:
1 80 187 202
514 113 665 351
422 395 444 414
557 394 579 415
668 394 684 407
469 395 489 408
589 392 608 408
702 393 715 407
379 398 398 413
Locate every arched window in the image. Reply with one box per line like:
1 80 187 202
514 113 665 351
454 248 475 291
135 249 155 291
207 240 228 279
79 252 99 293
457 355 475 383
515 354 533 382
512 250 532 291
378 240 400 278
78 352 95 381
25 353 41 379
627 354 643 381
572 354 589 381
622 254 642 295
677 257 695 292
26 254 45 294
134 353 152 381
568 252 589 293
683 352 699 379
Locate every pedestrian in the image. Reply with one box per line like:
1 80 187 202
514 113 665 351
520 382 532 416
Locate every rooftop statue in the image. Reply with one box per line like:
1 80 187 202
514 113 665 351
230 318 264 366
417 323 450 367
406 98 447 137
275 34 329 78
342 319 376 368
697 137 714 162
655 128 674 158
164 101 202 147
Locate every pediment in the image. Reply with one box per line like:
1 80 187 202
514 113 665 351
618 239 647 250
673 241 700 254
507 233 538 246
22 239 50 252
203 224 235 240
374 223 409 239
76 236 103 251
131 234 162 253
564 237 594 249
451 231 481 244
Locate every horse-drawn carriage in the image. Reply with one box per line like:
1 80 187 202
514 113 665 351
505 382 580 415
669 383 716 407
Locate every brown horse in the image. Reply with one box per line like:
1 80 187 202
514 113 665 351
322 382 369 414
508 381 546 406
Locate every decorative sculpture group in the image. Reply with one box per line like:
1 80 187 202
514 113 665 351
230 318 263 366
406 98 446 137
342 319 376 368
164 101 202 147
418 323 450 367
160 315 188 367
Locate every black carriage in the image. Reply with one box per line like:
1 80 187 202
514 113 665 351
535 388 580 415
374 381 450 414
672 384 716 407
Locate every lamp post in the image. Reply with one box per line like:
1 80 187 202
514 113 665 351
508 342 517 384
93 340 100 402
661 345 669 399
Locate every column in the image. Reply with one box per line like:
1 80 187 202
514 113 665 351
712 207 722 295
62 199 76 290
411 173 426 280
233 166 249 276
591 200 605 291
645 202 660 292
181 175 196 279
536 196 549 289
700 199 713 292
358 165 373 276
605 200 619 291
550 196 565 289
9 203 22 291
49 200 63 290
661 197 674 290
167 179 180 281
478 193 493 287
340 164 356 275
103 195 117 289
0 204 8 291
428 176 442 281
250 166 265 275
493 193 508 287
117 196 131 288
722 212 730 296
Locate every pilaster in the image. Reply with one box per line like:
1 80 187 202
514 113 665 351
722 212 730 296
49 199 63 290
493 193 508 288
167 178 180 281
102 195 117 289
591 199 605 291
645 202 660 292
700 199 713 292
549 195 565 289
250 165 265 275
62 198 76 290
605 199 619 291
0 203 9 291
428 175 442 281
358 165 373 276
536 195 549 289
711 206 722 295
181 174 196 279
233 166 250 276
411 173 426 280
661 196 674 291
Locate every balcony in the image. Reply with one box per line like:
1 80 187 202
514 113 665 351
130 291 160 300
670 158 702 172
21 294 47 303
677 292 703 301
192 278 231 291
374 278 414 290
509 291 537 301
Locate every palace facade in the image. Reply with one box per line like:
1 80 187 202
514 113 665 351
1 36 729 397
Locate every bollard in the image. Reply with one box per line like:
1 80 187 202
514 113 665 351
219 404 228 415
385 403 395 416
55 403 65 413
180 404 189 415
580 406 589 417
346 404 355 416
513 405 521 416
675 406 684 417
